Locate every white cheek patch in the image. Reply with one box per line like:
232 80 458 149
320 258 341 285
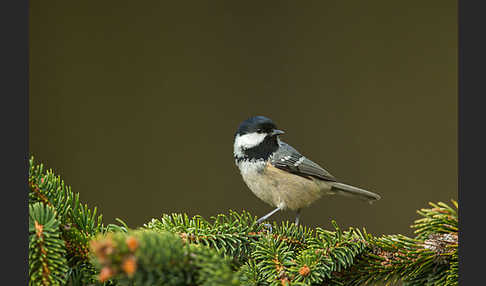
233 132 267 157
236 132 267 148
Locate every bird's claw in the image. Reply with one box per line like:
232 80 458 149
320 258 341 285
260 223 273 233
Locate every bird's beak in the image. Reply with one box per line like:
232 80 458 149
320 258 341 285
270 129 285 136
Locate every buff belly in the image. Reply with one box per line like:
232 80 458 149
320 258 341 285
240 162 333 210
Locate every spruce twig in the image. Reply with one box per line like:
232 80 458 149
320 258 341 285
28 156 459 286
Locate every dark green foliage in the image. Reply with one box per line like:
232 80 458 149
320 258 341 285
65 262 99 286
89 229 239 286
29 202 69 285
136 202 457 286
234 221 368 286
239 259 266 286
29 156 107 285
28 156 458 285
186 243 240 285
251 234 295 284
144 211 264 263
333 201 458 286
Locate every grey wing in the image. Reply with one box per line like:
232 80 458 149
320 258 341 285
270 142 337 182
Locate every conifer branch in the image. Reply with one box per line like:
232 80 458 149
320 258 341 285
28 156 459 286
28 157 104 285
29 203 69 285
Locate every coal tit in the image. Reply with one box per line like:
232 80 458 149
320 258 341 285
234 115 381 225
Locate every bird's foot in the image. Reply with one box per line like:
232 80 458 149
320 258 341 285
260 223 273 233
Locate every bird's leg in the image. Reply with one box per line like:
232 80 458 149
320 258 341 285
256 207 281 224
257 207 281 233
294 209 301 226
262 223 273 233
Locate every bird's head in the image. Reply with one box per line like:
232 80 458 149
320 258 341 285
233 116 285 160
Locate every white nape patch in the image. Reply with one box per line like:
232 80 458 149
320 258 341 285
233 132 267 158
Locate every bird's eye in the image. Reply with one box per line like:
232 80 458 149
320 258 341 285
256 128 263 133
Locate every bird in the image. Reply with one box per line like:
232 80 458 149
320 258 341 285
233 115 381 225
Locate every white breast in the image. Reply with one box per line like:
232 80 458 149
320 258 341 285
236 159 276 206
236 160 328 210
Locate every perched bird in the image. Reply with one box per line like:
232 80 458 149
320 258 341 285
233 115 381 225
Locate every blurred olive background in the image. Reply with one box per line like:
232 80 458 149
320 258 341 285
29 1 457 236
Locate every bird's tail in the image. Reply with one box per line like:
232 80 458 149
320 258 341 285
330 182 381 203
